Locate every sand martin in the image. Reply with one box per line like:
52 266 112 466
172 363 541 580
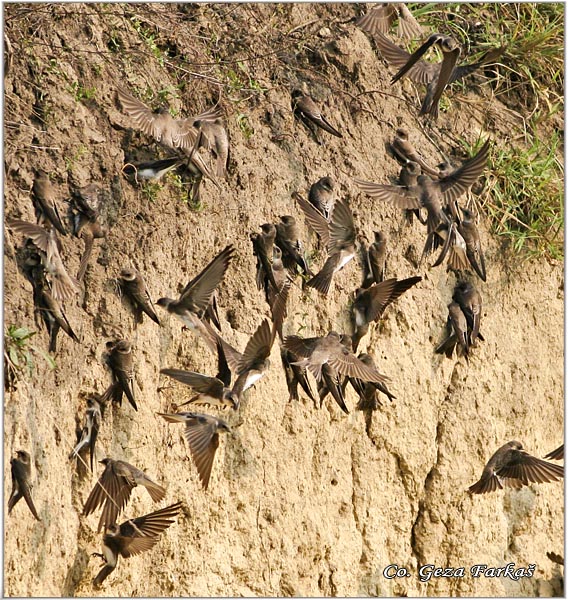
308 176 335 220
468 441 564 494
297 197 356 295
280 348 316 403
69 397 102 471
7 218 81 302
118 268 160 325
157 412 231 490
101 340 137 411
8 450 40 521
92 502 182 587
291 89 343 139
31 169 68 235
83 458 166 533
157 245 235 351
352 276 422 351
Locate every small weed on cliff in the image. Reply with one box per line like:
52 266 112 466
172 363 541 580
4 326 56 390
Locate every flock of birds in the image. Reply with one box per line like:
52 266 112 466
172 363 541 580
6 3 563 588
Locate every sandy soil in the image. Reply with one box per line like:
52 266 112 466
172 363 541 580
3 4 563 597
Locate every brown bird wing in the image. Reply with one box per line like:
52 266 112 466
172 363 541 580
439 140 490 203
373 32 437 85
397 4 424 39
328 345 390 384
183 417 221 490
353 179 421 209
118 502 182 557
356 4 397 35
160 368 225 397
365 276 421 323
270 278 291 340
239 319 275 374
327 199 356 255
282 335 320 358
425 45 460 118
293 192 330 247
7 219 50 251
544 444 564 460
178 245 234 314
497 451 564 484
77 229 94 282
83 462 134 532
117 87 196 151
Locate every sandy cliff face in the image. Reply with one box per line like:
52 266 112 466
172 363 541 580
4 4 563 597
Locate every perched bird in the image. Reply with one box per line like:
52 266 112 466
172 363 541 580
73 199 105 282
275 215 311 276
468 440 564 494
308 176 335 220
101 340 137 411
69 397 102 471
398 162 426 225
32 169 68 235
362 231 388 287
8 450 40 521
92 502 182 588
284 331 390 389
157 412 232 490
390 129 438 177
435 301 469 359
351 276 422 351
122 157 181 183
118 268 160 325
161 338 238 410
544 444 564 461
251 223 279 292
213 318 276 399
354 139 490 235
264 259 292 340
348 353 396 409
194 115 229 179
29 263 79 352
425 216 470 273
374 32 504 118
356 3 423 39
452 280 483 347
83 458 166 533
116 86 219 187
398 161 422 189
7 218 80 302
157 245 235 352
291 89 343 139
296 196 356 295
457 206 487 281
280 348 316 403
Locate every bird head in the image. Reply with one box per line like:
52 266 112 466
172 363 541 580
319 176 334 191
15 450 30 462
156 297 173 308
119 268 137 282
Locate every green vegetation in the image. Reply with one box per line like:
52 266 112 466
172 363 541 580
4 326 56 390
483 132 563 259
130 17 167 66
414 2 564 259
68 81 96 102
236 113 254 140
